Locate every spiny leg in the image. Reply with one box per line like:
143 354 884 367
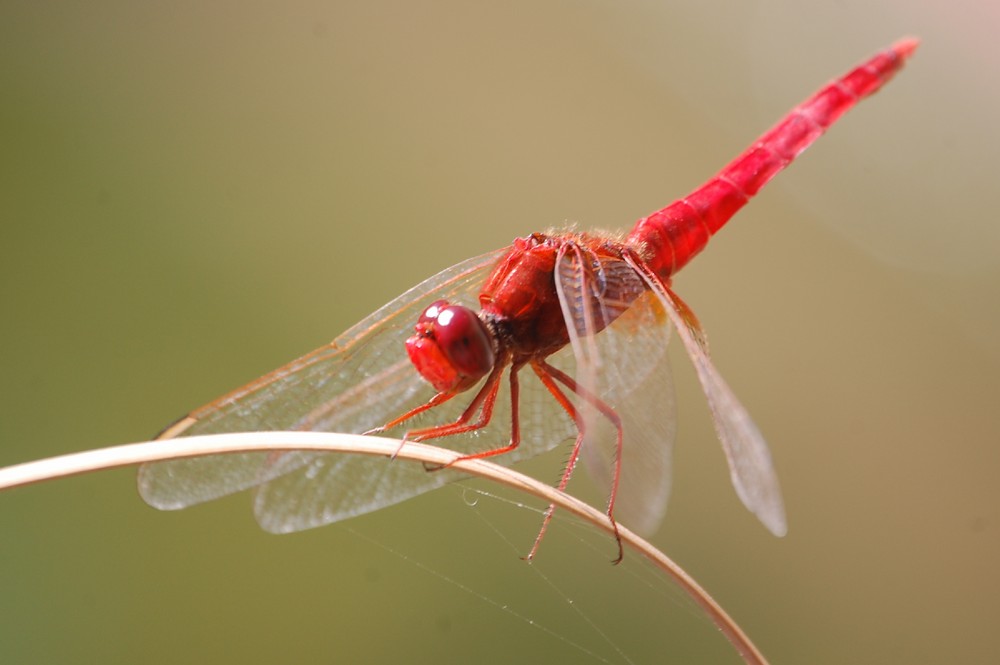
524 362 584 561
542 360 625 527
542 360 625 563
363 390 459 436
528 359 625 563
414 360 528 471
437 360 527 466
364 360 505 464
405 360 508 443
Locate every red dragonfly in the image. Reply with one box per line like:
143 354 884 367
139 39 916 559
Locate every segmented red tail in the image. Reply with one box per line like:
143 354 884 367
627 38 918 280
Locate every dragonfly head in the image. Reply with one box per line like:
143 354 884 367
406 300 496 394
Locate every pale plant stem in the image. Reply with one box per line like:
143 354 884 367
0 432 770 665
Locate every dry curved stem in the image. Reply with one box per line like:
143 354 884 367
0 432 770 665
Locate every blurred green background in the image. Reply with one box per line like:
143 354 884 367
2 1 998 663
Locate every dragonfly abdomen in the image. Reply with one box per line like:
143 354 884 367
627 38 917 282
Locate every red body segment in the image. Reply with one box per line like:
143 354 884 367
477 233 631 358
457 40 916 374
627 38 917 281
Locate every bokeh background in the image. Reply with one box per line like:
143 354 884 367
2 1 998 663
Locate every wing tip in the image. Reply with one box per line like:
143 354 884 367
766 514 788 538
756 500 788 538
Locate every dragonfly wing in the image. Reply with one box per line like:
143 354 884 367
630 258 787 536
139 249 509 524
251 355 578 533
250 445 461 533
554 250 675 536
250 354 577 532
584 291 676 536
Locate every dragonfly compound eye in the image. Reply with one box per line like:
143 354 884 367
406 302 495 393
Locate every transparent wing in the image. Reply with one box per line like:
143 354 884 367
628 257 787 536
554 250 675 536
138 248 577 533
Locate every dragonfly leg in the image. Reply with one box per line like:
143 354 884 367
421 361 529 471
527 359 625 563
364 363 501 462
404 360 507 443
363 391 457 436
